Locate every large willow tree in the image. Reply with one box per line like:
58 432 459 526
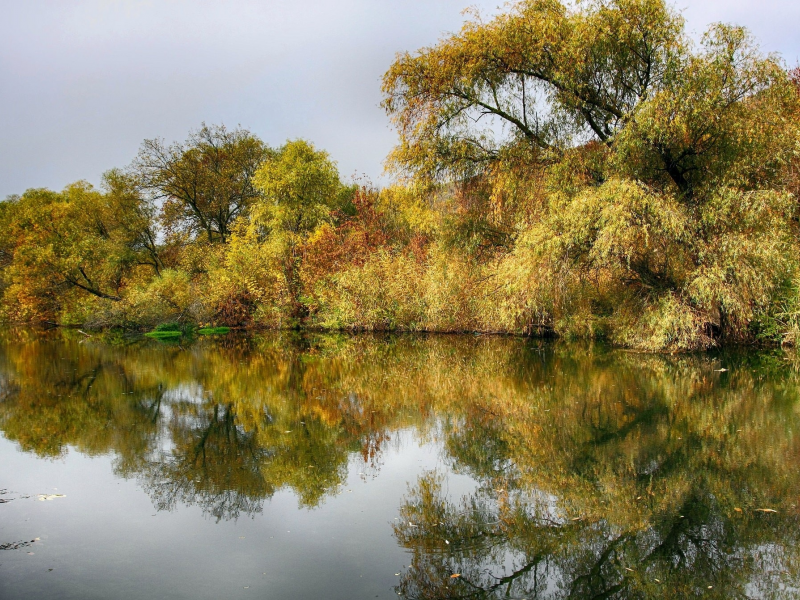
383 0 800 350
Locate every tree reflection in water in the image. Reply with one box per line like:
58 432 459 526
0 330 799 596
395 348 800 599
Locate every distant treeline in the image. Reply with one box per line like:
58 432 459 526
3 0 800 351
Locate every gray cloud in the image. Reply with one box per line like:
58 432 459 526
1 0 797 198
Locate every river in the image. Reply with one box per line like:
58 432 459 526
1 330 798 598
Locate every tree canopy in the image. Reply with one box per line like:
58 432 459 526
382 0 797 199
133 124 270 243
1 0 800 351
381 0 800 350
0 178 159 321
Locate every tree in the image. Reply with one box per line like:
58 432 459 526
383 0 676 182
102 169 163 276
382 0 800 349
383 0 796 196
234 139 353 320
252 139 350 238
132 124 271 244
0 181 160 321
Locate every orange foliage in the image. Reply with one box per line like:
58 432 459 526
303 187 395 280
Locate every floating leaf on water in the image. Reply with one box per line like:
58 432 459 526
37 494 66 501
734 508 743 512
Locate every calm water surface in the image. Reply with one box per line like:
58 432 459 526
1 331 799 599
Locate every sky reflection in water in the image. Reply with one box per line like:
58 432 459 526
1 331 799 599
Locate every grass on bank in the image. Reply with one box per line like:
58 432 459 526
144 322 184 340
144 330 182 340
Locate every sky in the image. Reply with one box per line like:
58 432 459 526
1 0 799 199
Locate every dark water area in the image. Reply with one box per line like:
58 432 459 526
1 330 799 599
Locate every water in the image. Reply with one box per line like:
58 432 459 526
1 330 799 599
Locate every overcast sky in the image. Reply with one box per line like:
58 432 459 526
2 0 798 198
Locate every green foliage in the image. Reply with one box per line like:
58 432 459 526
251 139 351 237
144 330 183 340
118 268 200 329
144 321 188 340
228 139 353 321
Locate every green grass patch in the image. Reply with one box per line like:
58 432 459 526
197 327 231 336
144 330 183 340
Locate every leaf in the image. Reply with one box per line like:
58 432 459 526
37 494 66 501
